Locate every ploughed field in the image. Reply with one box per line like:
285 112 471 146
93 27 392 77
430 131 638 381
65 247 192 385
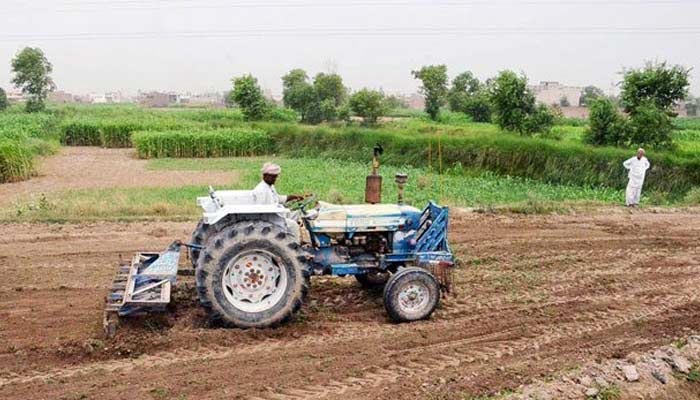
1 210 700 399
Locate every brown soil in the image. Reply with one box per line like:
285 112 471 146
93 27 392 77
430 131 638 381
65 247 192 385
1 210 700 399
0 147 235 206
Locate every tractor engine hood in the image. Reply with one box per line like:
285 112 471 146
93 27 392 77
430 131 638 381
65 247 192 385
308 202 421 233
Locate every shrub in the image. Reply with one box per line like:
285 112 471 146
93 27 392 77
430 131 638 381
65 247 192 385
0 88 8 111
412 65 448 121
231 74 269 121
265 107 299 123
489 70 552 135
349 89 386 125
132 128 272 158
584 98 627 146
627 101 674 148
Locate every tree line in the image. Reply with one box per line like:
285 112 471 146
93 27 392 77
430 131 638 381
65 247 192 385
0 45 693 150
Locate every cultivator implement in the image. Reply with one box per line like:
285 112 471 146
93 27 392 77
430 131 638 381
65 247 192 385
103 241 190 337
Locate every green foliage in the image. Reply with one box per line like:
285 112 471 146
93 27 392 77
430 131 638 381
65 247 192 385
621 61 690 114
281 69 347 124
11 47 56 113
0 88 8 111
313 73 346 108
231 74 268 121
349 89 386 125
627 101 674 148
0 112 59 182
448 71 492 122
584 98 628 146
412 65 448 121
264 107 299 123
267 123 700 194
132 128 272 158
384 94 408 110
0 138 34 183
489 70 554 135
580 85 605 106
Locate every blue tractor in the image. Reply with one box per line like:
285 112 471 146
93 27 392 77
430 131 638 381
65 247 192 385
104 163 454 334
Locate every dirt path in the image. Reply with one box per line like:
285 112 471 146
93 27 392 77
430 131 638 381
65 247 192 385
0 147 235 206
1 211 700 399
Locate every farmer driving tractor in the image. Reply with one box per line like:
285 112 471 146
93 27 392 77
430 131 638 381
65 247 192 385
252 162 306 205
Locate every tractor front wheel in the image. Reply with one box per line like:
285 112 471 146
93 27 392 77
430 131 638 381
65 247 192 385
195 221 310 328
383 267 440 322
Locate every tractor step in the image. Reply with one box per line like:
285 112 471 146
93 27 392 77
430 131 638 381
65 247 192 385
103 241 183 337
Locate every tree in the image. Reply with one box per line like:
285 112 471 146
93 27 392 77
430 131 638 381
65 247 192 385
447 71 492 122
349 89 387 125
621 61 690 114
231 74 268 121
627 100 674 148
281 69 348 124
313 73 347 121
488 70 553 135
282 69 311 114
579 85 604 106
412 65 448 121
0 88 8 111
448 71 481 111
584 97 628 146
11 47 55 112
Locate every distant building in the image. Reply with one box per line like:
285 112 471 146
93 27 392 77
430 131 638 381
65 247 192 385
405 93 425 110
48 90 75 103
531 81 583 107
6 90 25 103
138 91 178 108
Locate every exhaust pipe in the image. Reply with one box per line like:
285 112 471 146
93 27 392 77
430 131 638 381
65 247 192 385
365 144 383 204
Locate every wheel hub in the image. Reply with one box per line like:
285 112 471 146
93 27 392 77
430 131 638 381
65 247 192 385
222 251 287 312
397 282 429 312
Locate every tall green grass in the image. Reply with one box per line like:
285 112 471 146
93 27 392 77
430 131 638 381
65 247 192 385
266 124 700 194
0 112 59 183
0 139 34 183
132 128 272 158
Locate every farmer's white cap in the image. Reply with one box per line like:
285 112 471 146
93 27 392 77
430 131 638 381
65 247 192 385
261 162 281 175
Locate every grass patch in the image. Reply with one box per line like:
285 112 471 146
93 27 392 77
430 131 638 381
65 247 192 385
2 156 625 222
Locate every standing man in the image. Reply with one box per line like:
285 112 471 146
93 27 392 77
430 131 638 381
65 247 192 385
623 148 650 207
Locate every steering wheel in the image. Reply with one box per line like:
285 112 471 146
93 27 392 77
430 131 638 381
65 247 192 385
287 194 317 213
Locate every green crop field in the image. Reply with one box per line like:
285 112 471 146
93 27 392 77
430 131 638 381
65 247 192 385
1 104 699 222
3 156 627 222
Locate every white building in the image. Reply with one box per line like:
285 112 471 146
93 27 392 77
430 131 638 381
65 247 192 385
530 81 583 107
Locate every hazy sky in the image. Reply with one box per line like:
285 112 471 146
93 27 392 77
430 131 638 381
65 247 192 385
1 0 699 97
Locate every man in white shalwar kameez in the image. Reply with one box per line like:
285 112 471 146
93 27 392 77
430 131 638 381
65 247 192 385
252 162 306 238
622 148 650 207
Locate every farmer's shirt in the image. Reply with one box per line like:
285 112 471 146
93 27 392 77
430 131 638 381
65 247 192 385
252 180 287 205
623 156 650 188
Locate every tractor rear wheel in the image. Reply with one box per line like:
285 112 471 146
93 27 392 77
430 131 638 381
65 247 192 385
355 271 390 289
189 219 209 268
383 267 440 322
195 221 310 328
